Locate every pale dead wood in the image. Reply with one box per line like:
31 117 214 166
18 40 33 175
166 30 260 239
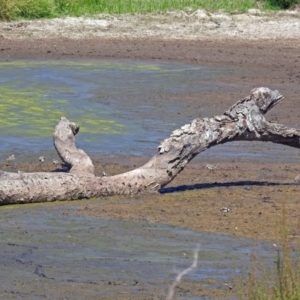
1 87 299 205
166 244 200 300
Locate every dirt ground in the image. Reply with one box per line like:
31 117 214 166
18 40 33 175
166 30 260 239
1 11 300 299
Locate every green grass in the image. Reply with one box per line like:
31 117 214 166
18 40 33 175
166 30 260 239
1 0 299 21
53 0 259 16
0 0 56 20
238 202 300 300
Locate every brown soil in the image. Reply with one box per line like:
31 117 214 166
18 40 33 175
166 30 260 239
1 14 300 299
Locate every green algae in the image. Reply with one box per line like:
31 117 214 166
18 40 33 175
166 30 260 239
0 86 124 137
0 59 188 140
0 59 224 156
0 60 164 72
0 60 130 138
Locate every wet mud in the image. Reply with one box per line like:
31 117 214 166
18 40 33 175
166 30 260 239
0 201 275 300
1 37 300 299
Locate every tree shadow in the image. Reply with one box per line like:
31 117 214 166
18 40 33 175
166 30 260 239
159 181 298 194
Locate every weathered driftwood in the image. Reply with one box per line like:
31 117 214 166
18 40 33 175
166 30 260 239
1 87 299 205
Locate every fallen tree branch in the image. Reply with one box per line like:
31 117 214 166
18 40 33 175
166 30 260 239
1 87 299 205
166 244 200 300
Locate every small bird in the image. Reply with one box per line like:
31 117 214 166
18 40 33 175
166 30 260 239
6 154 15 166
220 207 231 213
52 159 60 165
6 154 15 162
102 171 108 177
206 163 219 171
39 156 45 162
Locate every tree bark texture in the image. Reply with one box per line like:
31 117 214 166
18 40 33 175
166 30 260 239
1 87 300 205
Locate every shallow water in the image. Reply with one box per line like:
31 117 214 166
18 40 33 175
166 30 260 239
2 59 298 163
0 202 274 299
0 60 226 157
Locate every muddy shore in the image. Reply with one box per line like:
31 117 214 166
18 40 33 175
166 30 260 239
1 12 300 299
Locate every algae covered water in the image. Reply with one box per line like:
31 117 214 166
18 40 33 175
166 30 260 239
1 59 298 163
0 59 236 159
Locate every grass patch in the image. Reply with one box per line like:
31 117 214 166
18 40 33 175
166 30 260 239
0 0 56 20
2 0 299 21
238 201 300 300
265 0 300 9
53 0 259 16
